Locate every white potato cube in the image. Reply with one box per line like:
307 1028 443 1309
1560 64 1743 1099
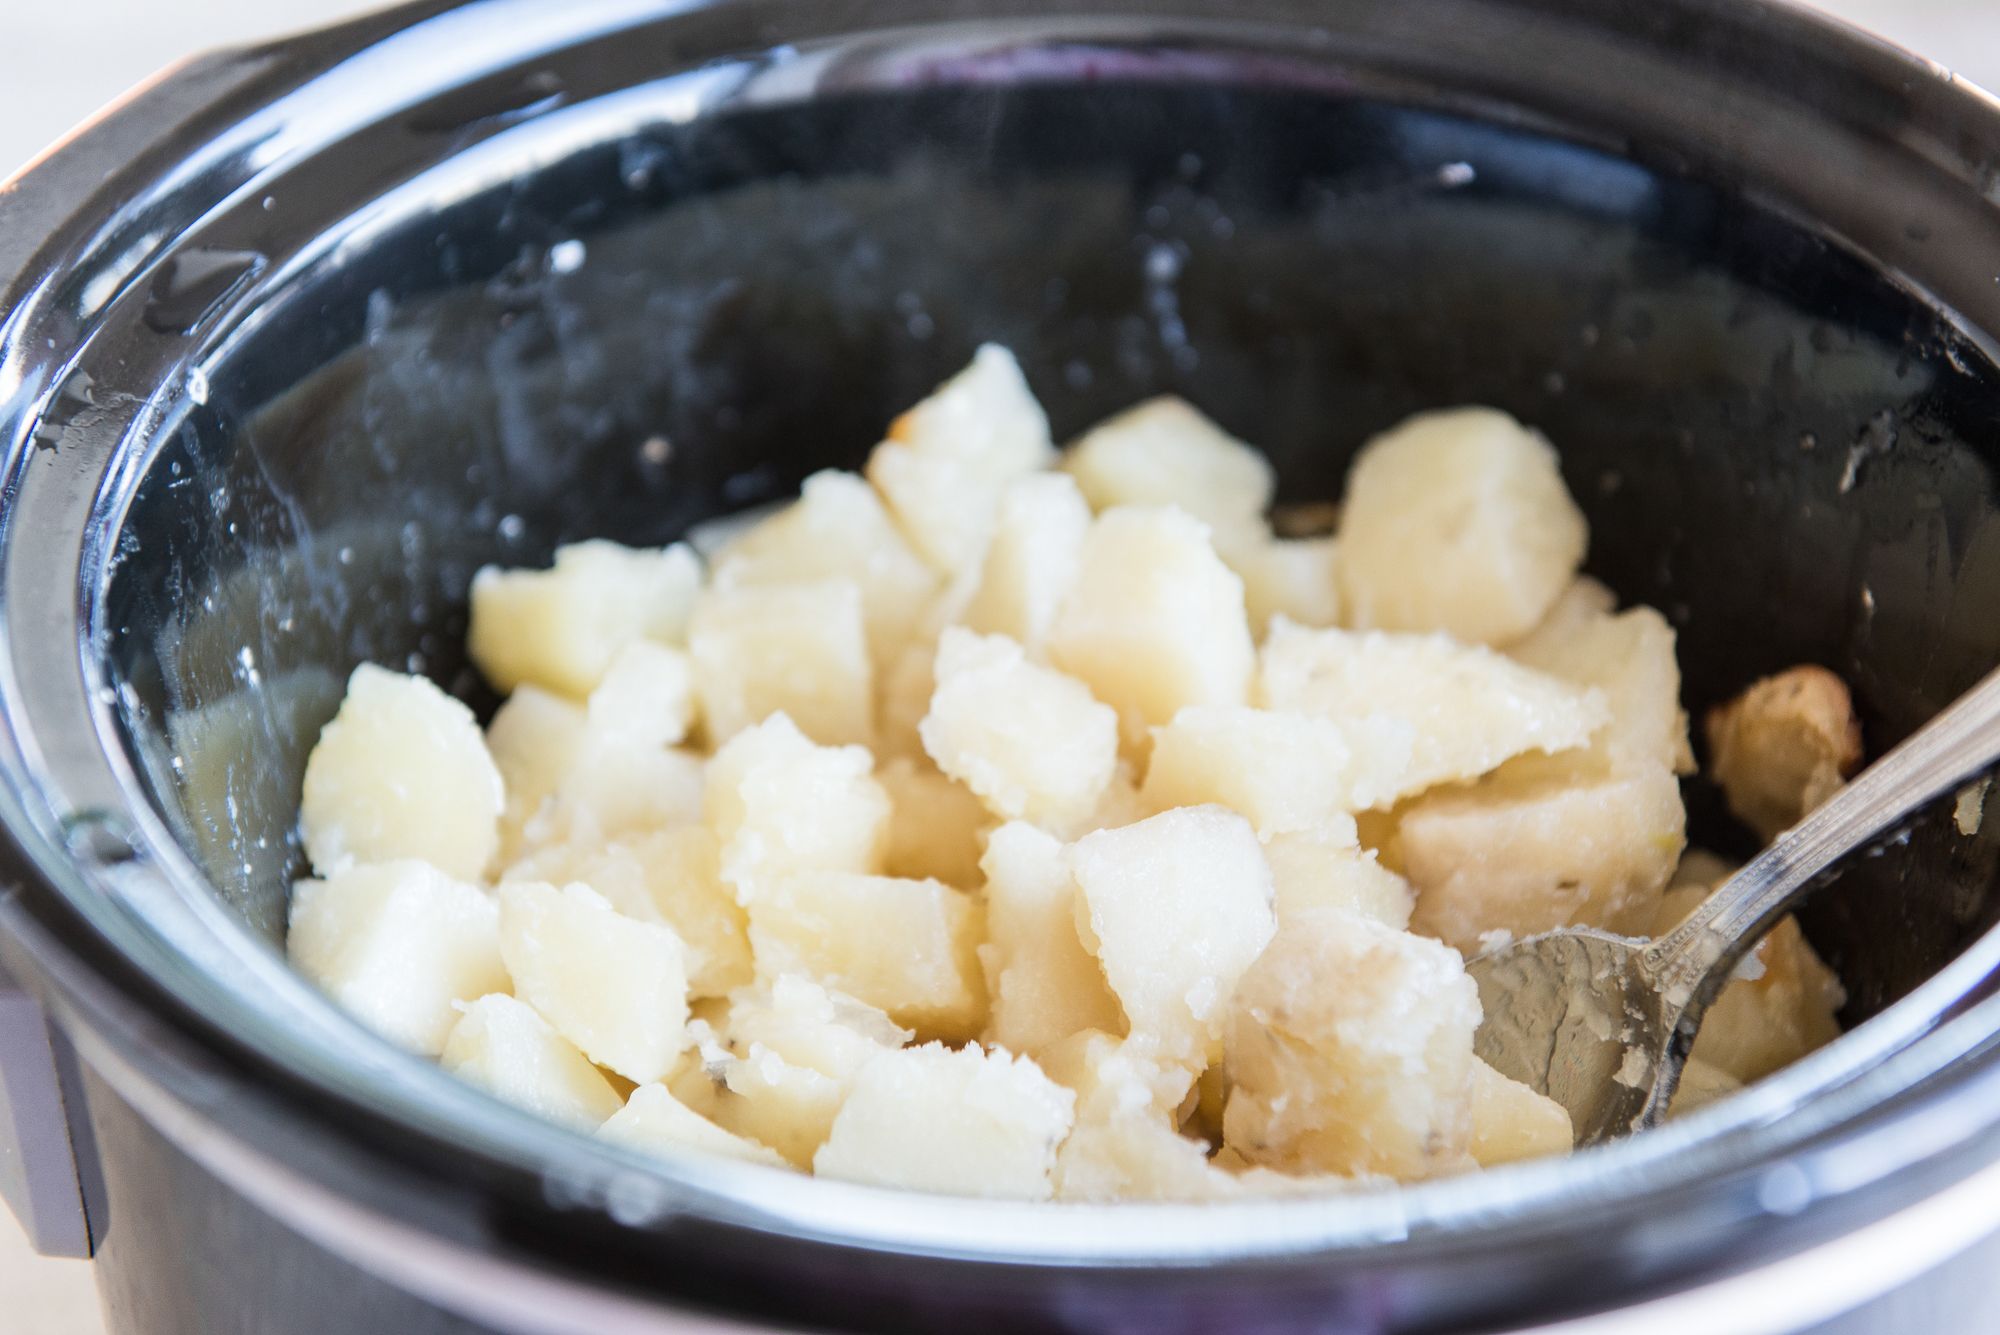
484 686 587 861
1040 1030 1221 1202
689 579 873 748
1064 397 1274 531
961 472 1092 654
503 827 751 998
1511 601 1692 775
920 628 1119 829
599 1082 789 1169
497 881 691 1084
533 736 707 851
813 1044 1075 1199
1338 408 1586 645
1257 621 1608 806
722 975 913 1079
440 994 623 1132
288 860 509 1056
1468 1058 1573 1166
1263 824 1415 930
1140 705 1357 836
1218 532 1342 637
703 714 890 890
300 665 503 881
714 1048 849 1168
1224 907 1478 1179
1070 807 1275 1063
876 756 990 887
746 872 986 1042
468 540 701 697
1402 761 1685 953
586 641 696 751
1668 1058 1744 1119
978 822 1124 1055
866 345 1056 575
711 469 938 665
1048 507 1255 751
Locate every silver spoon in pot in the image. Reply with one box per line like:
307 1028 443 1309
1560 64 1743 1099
1469 662 2000 1147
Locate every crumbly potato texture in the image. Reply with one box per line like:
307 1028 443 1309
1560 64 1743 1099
289 346 1849 1200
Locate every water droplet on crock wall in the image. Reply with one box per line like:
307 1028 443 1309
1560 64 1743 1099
62 809 140 867
498 514 527 542
142 248 268 335
1436 161 1476 188
406 69 566 133
185 368 210 406
638 437 672 468
1799 431 1818 452
547 239 587 275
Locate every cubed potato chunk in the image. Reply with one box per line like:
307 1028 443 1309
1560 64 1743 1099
1402 762 1685 954
813 1044 1075 1199
1070 807 1275 1063
300 665 503 881
689 579 873 748
876 756 990 887
1048 507 1255 751
1218 533 1342 638
599 1082 789 1169
961 472 1092 654
704 714 890 891
288 860 509 1056
746 872 986 1042
920 628 1119 829
1140 705 1357 836
712 469 939 665
714 1049 848 1169
866 345 1056 575
484 686 587 861
1511 600 1692 775
1224 907 1479 1179
1258 621 1608 806
468 540 701 697
978 822 1124 1055
497 882 691 1084
1337 407 1587 645
1667 1058 1744 1119
503 828 751 997
1468 1058 1574 1166
1263 824 1415 930
586 641 697 750
440 994 624 1131
530 736 707 852
1063 397 1274 532
1042 1032 1224 1203
1705 666 1863 841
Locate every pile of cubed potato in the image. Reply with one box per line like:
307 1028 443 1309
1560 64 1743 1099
286 346 1850 1200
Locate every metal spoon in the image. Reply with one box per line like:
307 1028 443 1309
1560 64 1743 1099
1468 662 2000 1146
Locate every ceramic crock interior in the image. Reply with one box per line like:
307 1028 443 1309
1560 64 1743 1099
95 14 2000 1067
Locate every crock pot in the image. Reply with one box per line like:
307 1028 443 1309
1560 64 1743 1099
5 1 2000 1331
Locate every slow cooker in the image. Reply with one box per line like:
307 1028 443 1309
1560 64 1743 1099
5 1 2000 1330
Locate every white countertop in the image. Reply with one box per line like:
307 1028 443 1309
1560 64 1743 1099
1 0 1994 1330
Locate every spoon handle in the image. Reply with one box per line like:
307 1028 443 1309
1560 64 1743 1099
1643 662 2000 1006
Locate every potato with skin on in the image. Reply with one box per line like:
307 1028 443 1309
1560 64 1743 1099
746 871 987 1042
703 714 891 891
920 628 1120 829
468 540 702 697
1218 532 1342 637
1262 822 1415 930
1063 397 1275 532
288 860 509 1057
1510 597 1693 775
1706 665 1864 842
961 472 1093 655
498 881 692 1084
1257 621 1609 808
1337 407 1587 646
1048 506 1256 752
599 1082 790 1170
440 994 624 1132
978 822 1125 1056
866 345 1056 576
813 1043 1076 1200
484 685 587 863
1224 906 1480 1180
1402 760 1686 955
1468 1058 1574 1166
1141 705 1358 836
1070 806 1276 1064
711 469 939 666
300 665 504 882
688 578 874 749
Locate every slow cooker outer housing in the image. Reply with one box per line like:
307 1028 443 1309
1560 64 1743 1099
6 0 2000 1331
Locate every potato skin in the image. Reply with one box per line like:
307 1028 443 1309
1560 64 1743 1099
1705 665 1864 841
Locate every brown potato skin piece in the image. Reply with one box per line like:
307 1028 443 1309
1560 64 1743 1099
1704 666 1863 842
